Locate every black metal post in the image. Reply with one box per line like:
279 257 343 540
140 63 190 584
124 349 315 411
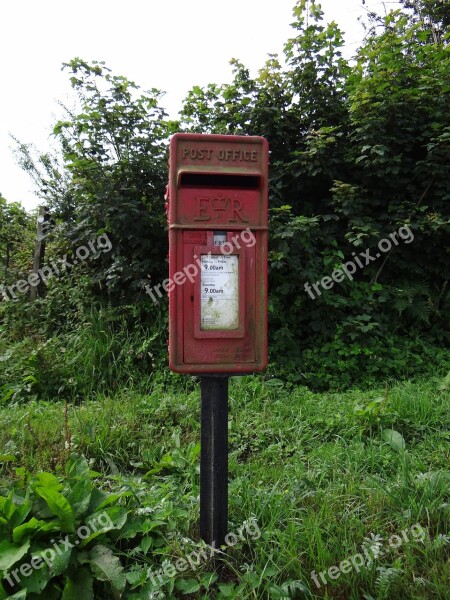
200 375 229 548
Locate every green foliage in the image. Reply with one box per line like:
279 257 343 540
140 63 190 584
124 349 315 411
0 448 219 599
0 454 169 599
399 0 450 40
0 197 34 292
180 0 450 383
0 377 448 598
0 302 168 403
15 59 178 298
296 332 450 391
0 454 128 598
5 1 450 391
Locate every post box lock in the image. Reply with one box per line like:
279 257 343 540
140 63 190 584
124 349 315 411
167 134 268 374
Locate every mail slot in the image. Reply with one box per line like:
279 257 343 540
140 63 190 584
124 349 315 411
166 133 268 373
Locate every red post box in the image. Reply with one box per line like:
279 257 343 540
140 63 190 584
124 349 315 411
167 133 268 373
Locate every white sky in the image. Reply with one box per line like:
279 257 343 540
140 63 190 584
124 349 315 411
0 0 400 211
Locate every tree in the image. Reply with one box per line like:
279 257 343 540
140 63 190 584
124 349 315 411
15 59 177 298
180 0 449 385
340 5 450 329
0 196 33 288
400 0 450 41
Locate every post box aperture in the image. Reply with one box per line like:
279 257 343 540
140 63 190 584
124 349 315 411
167 133 268 373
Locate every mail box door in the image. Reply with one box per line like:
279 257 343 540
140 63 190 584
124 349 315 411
167 133 268 373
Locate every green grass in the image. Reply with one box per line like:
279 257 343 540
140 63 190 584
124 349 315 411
0 375 449 599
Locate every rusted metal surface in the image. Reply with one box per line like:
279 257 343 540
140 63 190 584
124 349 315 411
167 133 268 374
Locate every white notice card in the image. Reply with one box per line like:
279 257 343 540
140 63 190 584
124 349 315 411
201 255 239 330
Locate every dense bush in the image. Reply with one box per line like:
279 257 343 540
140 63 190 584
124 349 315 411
180 1 449 382
3 0 449 392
